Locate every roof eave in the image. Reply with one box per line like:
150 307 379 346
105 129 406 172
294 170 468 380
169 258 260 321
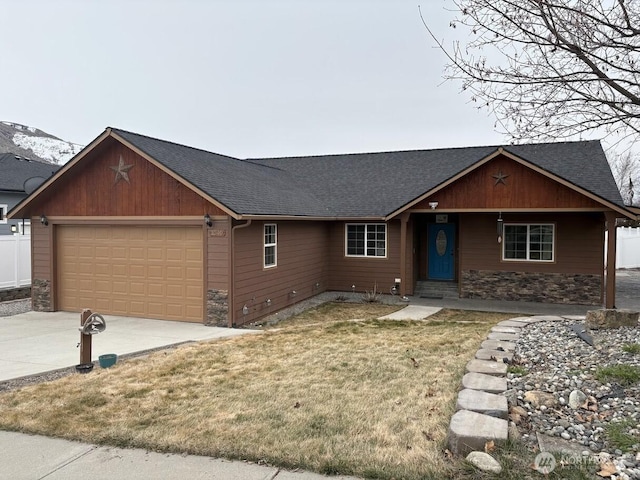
8 128 241 221
109 130 241 220
7 129 112 219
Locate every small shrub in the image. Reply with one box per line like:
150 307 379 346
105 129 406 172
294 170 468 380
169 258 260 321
361 283 381 303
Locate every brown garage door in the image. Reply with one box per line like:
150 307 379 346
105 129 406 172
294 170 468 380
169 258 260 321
57 225 204 322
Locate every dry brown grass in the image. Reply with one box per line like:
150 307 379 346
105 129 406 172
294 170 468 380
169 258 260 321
0 305 514 479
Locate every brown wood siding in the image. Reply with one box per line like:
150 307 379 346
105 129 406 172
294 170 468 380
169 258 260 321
31 138 225 217
459 212 604 275
207 218 230 291
31 218 51 281
414 156 604 210
327 221 402 294
233 221 329 325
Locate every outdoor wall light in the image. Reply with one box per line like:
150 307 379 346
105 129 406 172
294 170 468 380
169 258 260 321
40 214 48 226
497 212 504 243
290 290 297 298
204 213 212 227
10 224 18 233
242 304 249 315
265 298 272 307
429 201 439 210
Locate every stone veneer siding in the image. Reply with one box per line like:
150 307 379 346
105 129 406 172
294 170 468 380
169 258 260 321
0 286 31 302
460 270 601 305
207 289 229 326
32 279 52 311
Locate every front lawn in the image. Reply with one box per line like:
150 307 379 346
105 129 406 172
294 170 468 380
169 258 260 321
0 304 511 479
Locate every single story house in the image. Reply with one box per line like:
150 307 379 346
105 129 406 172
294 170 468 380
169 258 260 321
0 153 58 235
9 128 637 326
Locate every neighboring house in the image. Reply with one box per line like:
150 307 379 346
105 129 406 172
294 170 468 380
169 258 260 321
9 128 637 325
0 153 58 235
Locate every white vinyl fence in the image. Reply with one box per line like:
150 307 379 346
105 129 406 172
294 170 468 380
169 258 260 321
617 227 640 269
0 235 31 289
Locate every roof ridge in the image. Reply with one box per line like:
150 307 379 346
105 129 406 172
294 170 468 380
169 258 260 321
108 127 242 162
109 127 286 173
248 139 601 162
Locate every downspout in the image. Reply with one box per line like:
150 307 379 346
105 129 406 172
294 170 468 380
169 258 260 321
229 219 252 327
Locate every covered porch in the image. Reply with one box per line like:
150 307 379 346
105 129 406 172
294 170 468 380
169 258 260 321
397 210 619 308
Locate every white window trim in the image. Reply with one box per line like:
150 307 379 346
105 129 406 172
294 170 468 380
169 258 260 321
345 223 387 258
264 223 277 268
502 223 555 263
0 204 7 224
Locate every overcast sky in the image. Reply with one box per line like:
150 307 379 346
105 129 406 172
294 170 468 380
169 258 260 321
3 1 510 158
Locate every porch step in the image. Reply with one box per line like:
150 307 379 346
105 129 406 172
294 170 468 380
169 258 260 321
414 280 459 299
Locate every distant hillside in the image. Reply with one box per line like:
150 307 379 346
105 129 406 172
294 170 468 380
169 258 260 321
0 121 83 165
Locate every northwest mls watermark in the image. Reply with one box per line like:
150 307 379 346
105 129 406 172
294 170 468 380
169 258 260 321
534 452 600 474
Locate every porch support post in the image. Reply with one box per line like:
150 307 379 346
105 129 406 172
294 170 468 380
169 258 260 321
605 211 617 309
399 213 410 296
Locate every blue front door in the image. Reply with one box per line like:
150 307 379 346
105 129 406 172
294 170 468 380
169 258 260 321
428 223 455 280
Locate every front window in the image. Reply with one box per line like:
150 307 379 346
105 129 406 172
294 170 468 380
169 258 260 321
264 224 277 268
503 224 554 262
346 224 386 257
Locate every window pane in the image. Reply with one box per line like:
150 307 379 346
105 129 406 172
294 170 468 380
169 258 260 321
347 224 385 256
264 246 275 266
529 225 553 261
366 225 386 257
504 225 527 259
347 225 365 255
264 225 276 244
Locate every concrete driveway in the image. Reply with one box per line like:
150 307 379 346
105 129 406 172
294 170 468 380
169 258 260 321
0 311 259 382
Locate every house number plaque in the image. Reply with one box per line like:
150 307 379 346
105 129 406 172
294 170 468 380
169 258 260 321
436 229 447 256
208 229 227 237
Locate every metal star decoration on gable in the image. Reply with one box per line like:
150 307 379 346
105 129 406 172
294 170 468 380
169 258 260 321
110 155 134 184
492 170 509 185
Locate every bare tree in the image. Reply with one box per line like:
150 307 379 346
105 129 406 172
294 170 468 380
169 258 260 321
609 151 639 206
422 1 640 143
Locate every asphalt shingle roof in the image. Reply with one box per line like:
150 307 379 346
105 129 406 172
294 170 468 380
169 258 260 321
0 153 59 192
112 129 330 217
111 129 624 218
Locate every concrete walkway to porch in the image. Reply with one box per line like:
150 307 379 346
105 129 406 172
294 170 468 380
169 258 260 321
407 268 640 315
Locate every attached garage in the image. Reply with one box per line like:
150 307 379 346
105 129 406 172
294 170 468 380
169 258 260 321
56 225 204 322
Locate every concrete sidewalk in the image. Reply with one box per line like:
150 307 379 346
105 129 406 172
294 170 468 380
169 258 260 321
0 431 360 480
0 311 259 382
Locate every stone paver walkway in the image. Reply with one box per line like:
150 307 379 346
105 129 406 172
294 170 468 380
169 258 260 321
447 314 568 456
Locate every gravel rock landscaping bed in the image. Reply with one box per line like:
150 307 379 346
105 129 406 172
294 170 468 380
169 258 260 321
0 299 31 317
509 318 640 479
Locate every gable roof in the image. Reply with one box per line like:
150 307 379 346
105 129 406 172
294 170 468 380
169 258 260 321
251 140 627 218
9 127 633 220
111 129 331 217
0 153 59 193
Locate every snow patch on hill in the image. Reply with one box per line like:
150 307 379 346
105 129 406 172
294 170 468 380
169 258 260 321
12 133 83 164
0 121 84 164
